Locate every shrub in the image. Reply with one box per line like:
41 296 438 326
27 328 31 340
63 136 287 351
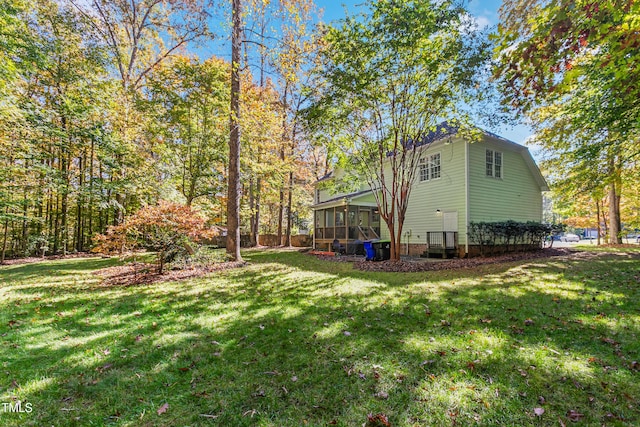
468 221 554 256
92 201 216 273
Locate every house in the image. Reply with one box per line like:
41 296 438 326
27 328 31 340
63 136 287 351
311 124 549 257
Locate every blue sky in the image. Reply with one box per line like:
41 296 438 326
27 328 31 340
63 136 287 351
315 0 502 28
312 0 537 150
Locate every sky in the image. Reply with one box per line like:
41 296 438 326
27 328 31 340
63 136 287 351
311 0 537 152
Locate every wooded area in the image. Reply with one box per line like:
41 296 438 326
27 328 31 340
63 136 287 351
1 0 639 262
0 0 327 261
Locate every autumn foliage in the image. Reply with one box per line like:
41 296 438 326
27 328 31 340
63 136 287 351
93 201 215 273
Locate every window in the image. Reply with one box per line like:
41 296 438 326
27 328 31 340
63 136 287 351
419 153 441 182
486 149 503 178
430 153 441 179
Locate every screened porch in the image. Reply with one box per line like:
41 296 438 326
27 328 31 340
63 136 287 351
313 205 381 252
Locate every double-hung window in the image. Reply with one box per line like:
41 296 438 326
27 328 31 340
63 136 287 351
486 149 502 178
419 153 441 182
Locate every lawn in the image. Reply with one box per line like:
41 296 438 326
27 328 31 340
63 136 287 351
1 249 639 426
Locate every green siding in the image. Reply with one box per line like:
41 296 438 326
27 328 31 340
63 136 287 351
317 135 545 252
316 168 371 204
381 139 468 245
468 139 543 223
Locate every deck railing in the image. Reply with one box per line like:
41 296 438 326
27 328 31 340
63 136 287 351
424 231 458 258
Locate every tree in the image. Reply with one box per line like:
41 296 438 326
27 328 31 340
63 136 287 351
227 0 243 261
93 201 212 274
493 0 640 243
145 56 230 206
68 0 212 223
309 0 488 260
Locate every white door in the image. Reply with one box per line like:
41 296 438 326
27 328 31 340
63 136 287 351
443 211 458 231
443 211 458 249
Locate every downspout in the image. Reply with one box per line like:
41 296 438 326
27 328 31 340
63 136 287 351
464 140 470 256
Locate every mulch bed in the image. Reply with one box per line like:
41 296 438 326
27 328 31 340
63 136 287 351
95 261 247 287
314 248 584 272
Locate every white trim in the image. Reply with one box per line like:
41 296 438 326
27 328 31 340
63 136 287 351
418 151 442 183
465 141 469 255
485 148 504 180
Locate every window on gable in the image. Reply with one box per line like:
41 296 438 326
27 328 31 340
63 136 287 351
419 157 429 182
430 153 441 179
486 149 503 178
419 153 441 182
494 152 502 178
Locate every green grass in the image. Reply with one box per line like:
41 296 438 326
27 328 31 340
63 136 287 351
1 248 639 426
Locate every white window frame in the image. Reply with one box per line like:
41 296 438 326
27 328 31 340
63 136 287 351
486 149 503 179
419 152 441 182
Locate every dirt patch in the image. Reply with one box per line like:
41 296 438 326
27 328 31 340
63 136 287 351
96 261 247 287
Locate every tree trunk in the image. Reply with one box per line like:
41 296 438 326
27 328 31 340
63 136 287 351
226 0 243 262
21 185 28 256
60 152 69 255
596 199 601 246
249 178 256 246
285 171 293 246
608 181 622 244
88 138 95 241
255 178 261 246
277 148 285 246
1 209 8 263
76 151 84 252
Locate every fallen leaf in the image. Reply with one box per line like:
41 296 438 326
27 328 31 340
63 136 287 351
534 407 544 416
374 391 389 400
157 403 169 415
366 412 391 427
291 376 298 382
600 336 619 346
97 363 113 372
566 410 584 421
199 414 218 419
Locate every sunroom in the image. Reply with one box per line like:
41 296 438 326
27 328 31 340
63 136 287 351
312 190 381 252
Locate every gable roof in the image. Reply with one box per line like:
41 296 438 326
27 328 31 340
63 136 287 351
314 121 549 192
416 122 549 192
311 188 377 209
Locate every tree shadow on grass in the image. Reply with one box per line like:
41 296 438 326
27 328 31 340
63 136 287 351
1 251 639 426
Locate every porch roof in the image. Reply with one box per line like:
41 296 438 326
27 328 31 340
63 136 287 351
311 189 378 210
